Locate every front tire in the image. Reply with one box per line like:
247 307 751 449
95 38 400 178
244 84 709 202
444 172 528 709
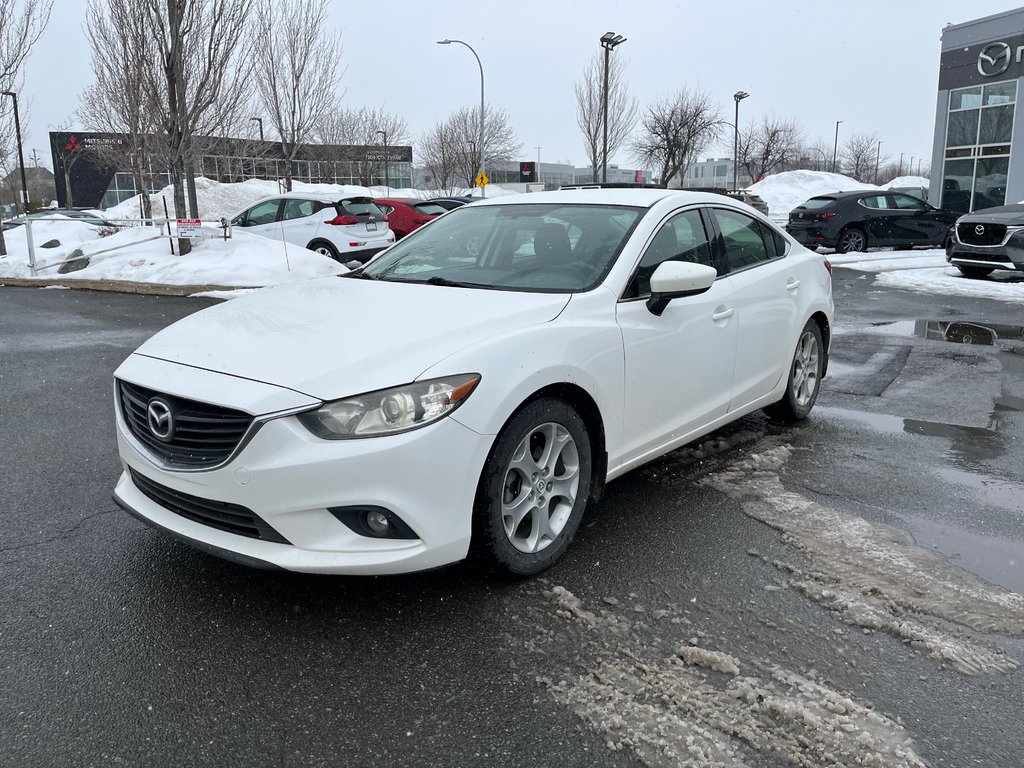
473 398 593 576
835 227 867 254
957 265 993 279
765 321 823 423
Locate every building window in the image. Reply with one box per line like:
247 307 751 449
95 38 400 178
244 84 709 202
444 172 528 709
942 80 1016 212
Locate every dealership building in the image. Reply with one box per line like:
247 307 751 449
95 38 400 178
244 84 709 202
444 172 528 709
930 8 1023 212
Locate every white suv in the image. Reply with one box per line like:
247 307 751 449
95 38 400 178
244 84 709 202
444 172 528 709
229 193 394 263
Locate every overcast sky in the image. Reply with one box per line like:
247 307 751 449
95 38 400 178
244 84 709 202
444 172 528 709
15 0 1024 174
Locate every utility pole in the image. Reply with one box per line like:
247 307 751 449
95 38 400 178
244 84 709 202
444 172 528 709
600 32 626 184
832 120 843 174
1 91 30 213
874 140 883 185
376 129 389 190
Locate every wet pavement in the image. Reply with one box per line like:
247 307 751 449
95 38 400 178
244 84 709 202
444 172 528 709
2 272 1024 767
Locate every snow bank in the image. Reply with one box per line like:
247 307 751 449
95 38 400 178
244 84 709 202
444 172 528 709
748 170 876 216
881 175 930 190
0 222 344 287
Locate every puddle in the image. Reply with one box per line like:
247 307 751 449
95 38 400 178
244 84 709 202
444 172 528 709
867 319 1024 346
900 512 1024 595
816 406 995 439
934 467 1024 513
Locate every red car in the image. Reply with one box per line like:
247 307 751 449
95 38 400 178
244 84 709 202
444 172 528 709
373 198 447 239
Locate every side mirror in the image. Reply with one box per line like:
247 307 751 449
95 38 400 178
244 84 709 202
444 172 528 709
646 261 718 316
345 260 363 270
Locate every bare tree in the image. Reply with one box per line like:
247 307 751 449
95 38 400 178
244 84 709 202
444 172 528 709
0 0 52 255
574 50 636 181
317 105 411 186
417 119 461 193
737 114 803 183
139 0 254 252
631 88 725 188
840 132 880 182
446 104 522 188
253 0 340 191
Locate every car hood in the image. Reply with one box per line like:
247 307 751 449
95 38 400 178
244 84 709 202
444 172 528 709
132 276 571 402
958 204 1024 225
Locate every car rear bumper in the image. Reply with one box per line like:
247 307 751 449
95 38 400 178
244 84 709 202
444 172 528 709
786 225 833 248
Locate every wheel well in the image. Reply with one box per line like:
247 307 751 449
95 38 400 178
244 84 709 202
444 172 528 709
307 239 335 252
520 383 608 504
810 311 831 377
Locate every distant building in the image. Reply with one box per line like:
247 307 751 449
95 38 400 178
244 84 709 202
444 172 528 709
49 131 414 210
1 165 57 209
680 157 752 190
929 9 1022 212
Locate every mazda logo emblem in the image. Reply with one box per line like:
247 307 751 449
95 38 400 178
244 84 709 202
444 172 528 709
978 42 1011 77
975 224 986 236
146 398 175 441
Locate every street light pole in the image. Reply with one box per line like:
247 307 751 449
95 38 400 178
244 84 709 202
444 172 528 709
250 117 264 141
874 140 883 184
732 91 749 191
899 153 904 176
2 91 30 213
832 120 843 174
437 39 486 197
376 129 389 190
599 32 626 184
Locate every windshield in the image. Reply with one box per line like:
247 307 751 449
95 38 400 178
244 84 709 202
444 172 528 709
360 203 642 292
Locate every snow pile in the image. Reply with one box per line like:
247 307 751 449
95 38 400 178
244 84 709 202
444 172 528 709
1 218 103 259
881 176 930 190
748 170 876 216
0 222 344 287
104 176 522 222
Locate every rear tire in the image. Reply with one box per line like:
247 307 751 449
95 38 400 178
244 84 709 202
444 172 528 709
765 320 823 423
835 227 867 254
472 398 592 577
957 265 993 279
308 240 339 260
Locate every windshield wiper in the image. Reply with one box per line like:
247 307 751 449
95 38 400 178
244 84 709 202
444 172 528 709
425 276 489 289
343 270 378 280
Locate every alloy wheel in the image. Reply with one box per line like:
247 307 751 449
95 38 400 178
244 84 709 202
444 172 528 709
792 331 820 407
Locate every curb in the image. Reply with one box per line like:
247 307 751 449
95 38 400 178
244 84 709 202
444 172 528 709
0 277 256 297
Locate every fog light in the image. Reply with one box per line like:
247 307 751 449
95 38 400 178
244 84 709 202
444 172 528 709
365 509 391 535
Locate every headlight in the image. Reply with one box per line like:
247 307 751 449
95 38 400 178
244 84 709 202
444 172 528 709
297 374 481 439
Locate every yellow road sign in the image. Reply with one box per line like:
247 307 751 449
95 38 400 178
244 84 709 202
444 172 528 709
475 172 489 188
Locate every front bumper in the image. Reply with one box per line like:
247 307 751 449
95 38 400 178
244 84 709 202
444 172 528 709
946 239 1024 272
113 363 493 575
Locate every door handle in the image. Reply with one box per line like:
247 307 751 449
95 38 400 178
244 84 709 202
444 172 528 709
711 307 735 322
786 278 801 292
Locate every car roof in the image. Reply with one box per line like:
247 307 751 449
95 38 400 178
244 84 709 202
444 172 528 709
468 188 712 208
809 189 887 200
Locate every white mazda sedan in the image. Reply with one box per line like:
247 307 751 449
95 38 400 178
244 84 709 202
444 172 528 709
113 188 833 576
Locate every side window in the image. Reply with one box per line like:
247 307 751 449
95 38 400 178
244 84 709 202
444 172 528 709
246 199 281 226
757 221 789 259
715 209 772 272
891 194 927 211
859 195 890 210
282 198 316 221
625 209 712 298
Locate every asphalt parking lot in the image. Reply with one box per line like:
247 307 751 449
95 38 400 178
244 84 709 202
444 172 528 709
2 272 1024 767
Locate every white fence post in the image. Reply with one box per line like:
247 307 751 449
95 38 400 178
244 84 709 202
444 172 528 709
25 218 36 276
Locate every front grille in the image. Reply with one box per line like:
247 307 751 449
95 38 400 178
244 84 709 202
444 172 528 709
129 468 290 543
958 222 1007 246
118 380 254 468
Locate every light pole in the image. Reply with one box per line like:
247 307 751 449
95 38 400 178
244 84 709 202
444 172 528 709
2 91 30 213
732 91 749 191
899 152 904 176
376 129 389 190
832 120 843 174
437 39 486 197
535 145 542 187
250 117 264 141
599 32 626 183
874 140 883 184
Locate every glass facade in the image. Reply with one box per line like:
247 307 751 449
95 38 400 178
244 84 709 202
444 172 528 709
942 80 1016 212
99 171 173 209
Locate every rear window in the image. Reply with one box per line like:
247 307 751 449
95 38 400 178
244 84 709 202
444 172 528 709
413 202 448 216
337 198 384 218
798 197 835 210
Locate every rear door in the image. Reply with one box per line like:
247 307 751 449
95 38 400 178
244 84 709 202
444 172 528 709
280 198 328 246
855 194 897 244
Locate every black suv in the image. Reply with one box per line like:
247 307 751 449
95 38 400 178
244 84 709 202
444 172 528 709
786 190 958 253
945 204 1024 279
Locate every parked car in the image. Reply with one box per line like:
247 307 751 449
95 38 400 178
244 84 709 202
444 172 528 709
112 188 833 576
945 203 1024 279
786 190 959 253
229 193 394 262
373 198 445 239
424 196 476 210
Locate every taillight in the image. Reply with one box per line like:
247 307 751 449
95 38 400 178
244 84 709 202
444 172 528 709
326 215 359 225
813 212 836 221
823 259 833 276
